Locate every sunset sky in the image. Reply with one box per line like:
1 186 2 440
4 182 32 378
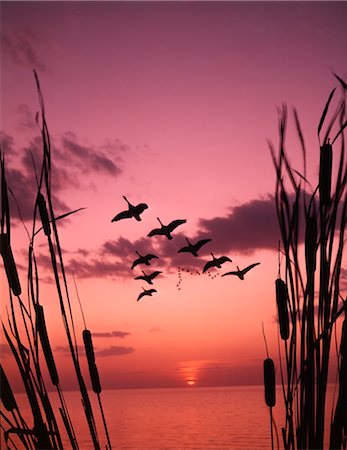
1 1 347 391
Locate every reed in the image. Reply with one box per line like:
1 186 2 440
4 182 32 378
267 75 347 449
0 72 112 449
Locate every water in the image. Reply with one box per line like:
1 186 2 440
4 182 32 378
5 385 336 449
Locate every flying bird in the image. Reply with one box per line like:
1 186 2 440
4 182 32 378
203 253 232 273
111 196 148 222
137 288 157 301
131 251 158 269
178 237 211 257
134 270 162 284
147 218 186 240
222 263 260 280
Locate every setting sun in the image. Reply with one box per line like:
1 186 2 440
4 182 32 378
187 380 196 386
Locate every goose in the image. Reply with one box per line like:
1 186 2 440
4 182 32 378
111 196 148 222
222 263 260 280
178 237 211 257
203 253 232 273
147 218 186 240
137 288 157 301
134 270 162 284
131 251 158 269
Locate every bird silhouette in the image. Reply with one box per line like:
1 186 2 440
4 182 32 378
203 253 232 273
137 287 157 301
178 237 211 257
111 196 148 222
131 251 158 269
222 263 260 280
134 270 162 284
147 218 186 240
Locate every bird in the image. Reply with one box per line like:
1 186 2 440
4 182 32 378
131 251 158 269
137 288 157 301
222 263 260 280
202 253 232 273
111 196 148 222
147 217 186 240
134 270 162 284
178 237 211 257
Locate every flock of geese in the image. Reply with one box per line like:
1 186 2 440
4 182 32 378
112 197 260 301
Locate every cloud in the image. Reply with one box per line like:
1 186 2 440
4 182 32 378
198 195 281 254
1 31 47 71
61 132 124 178
55 344 135 357
0 131 127 223
16 104 37 131
95 346 135 357
92 331 131 338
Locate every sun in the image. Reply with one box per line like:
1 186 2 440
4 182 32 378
187 379 195 386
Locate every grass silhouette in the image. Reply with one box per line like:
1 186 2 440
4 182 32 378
265 75 347 449
0 72 111 449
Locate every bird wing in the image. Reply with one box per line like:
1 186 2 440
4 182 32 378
131 260 140 269
177 245 191 253
221 271 239 277
242 262 260 275
137 291 146 301
167 219 186 232
218 256 232 264
147 228 163 237
111 210 132 222
134 275 146 281
135 203 148 214
203 260 215 273
149 271 162 279
148 289 157 295
146 254 158 261
194 238 212 251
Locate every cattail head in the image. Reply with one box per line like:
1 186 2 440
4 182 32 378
319 143 332 206
0 363 17 411
83 329 95 363
276 278 289 340
35 304 59 385
0 233 21 296
305 216 317 275
37 193 51 236
263 357 276 407
83 330 102 394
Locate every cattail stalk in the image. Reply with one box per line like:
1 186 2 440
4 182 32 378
319 142 332 206
0 363 18 412
0 233 21 296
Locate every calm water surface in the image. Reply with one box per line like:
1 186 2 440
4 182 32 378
9 385 335 449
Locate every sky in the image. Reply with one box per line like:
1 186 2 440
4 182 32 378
1 1 347 392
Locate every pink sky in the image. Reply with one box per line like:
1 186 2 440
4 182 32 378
1 1 347 391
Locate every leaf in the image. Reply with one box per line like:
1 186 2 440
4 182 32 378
318 87 336 137
34 207 87 236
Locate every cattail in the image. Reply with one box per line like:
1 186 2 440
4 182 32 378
0 233 21 296
83 329 95 363
263 358 276 407
89 362 101 394
319 142 332 206
37 193 51 236
83 329 102 394
340 319 347 358
35 304 59 386
276 278 289 340
0 363 17 411
305 216 317 274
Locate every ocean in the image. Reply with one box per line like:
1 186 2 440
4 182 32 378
6 385 336 449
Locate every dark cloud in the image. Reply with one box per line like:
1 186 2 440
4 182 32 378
95 346 135 357
198 195 281 254
92 331 131 338
61 132 123 177
1 31 46 71
0 130 127 223
17 104 37 131
55 344 134 358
